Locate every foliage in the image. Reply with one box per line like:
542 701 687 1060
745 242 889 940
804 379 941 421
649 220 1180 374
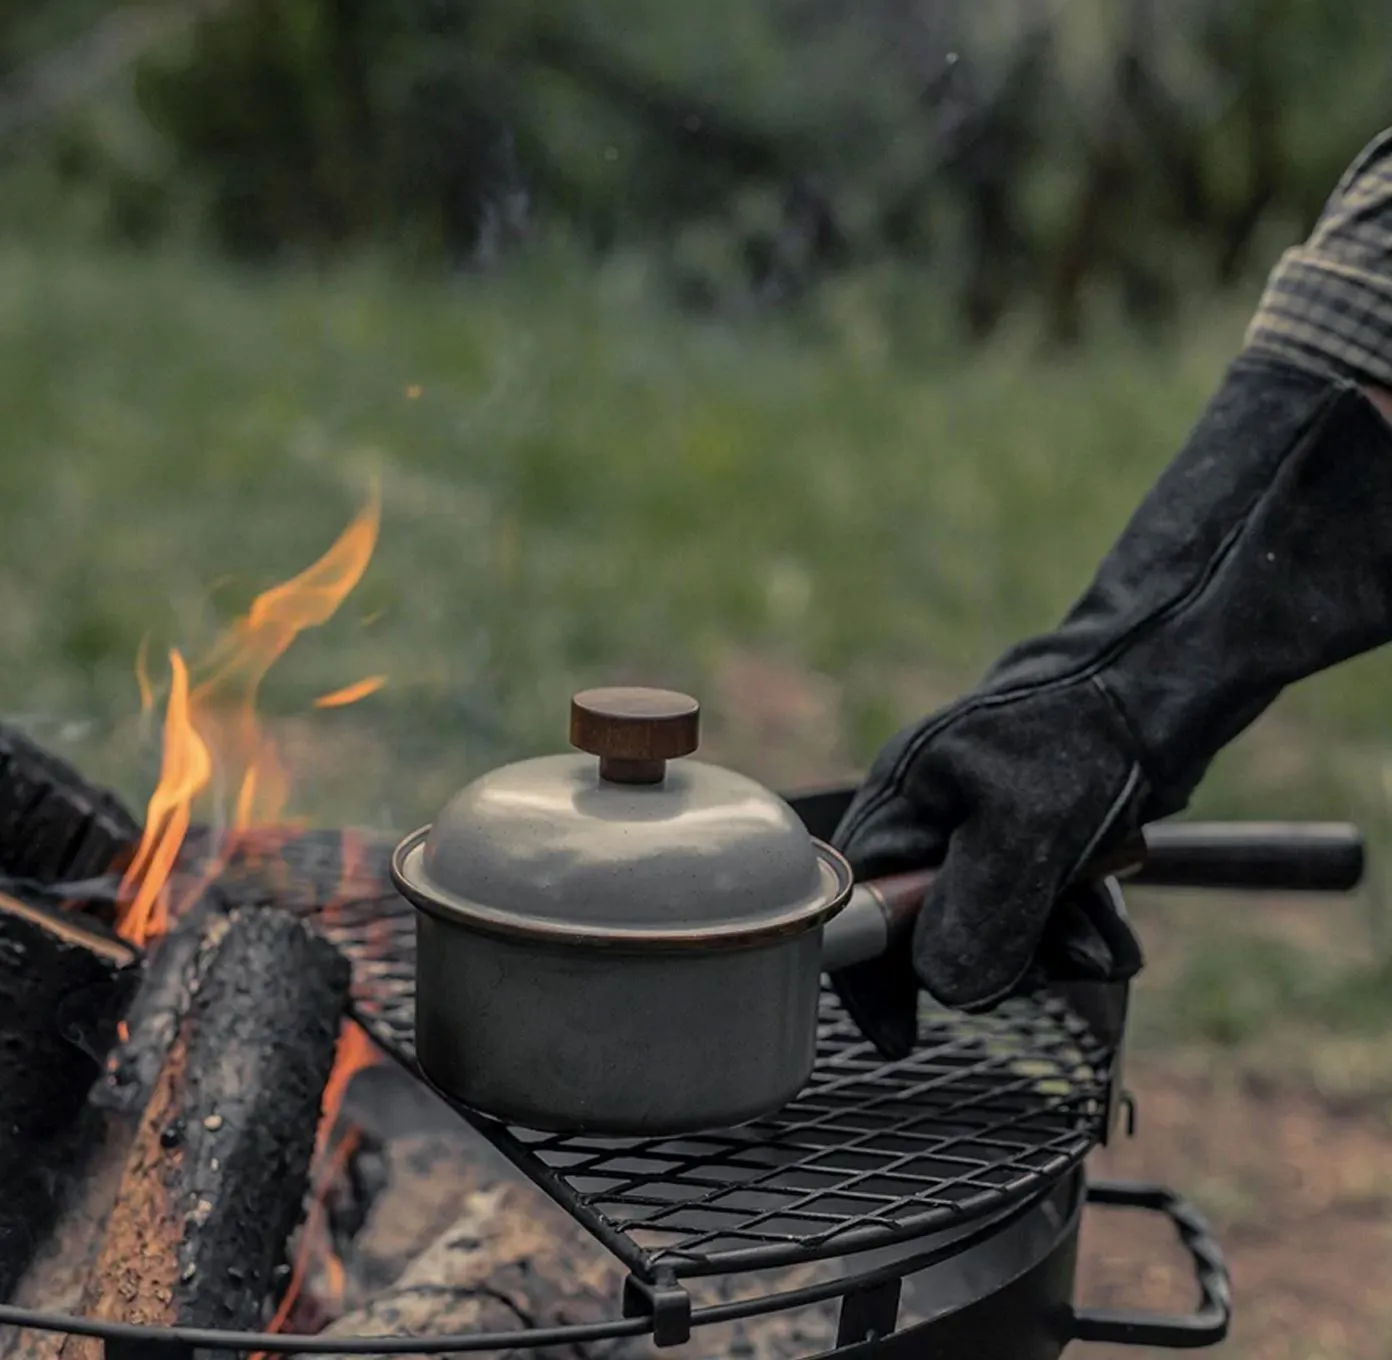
5 1 1392 337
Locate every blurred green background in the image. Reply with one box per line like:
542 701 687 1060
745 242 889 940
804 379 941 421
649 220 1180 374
4 3 1392 1350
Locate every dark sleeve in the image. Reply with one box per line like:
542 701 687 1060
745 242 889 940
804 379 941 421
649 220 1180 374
1244 128 1392 389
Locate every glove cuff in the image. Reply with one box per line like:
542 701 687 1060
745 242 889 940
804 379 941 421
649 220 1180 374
983 355 1392 816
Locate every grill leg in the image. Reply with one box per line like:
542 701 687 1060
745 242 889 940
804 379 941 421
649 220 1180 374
836 1278 903 1346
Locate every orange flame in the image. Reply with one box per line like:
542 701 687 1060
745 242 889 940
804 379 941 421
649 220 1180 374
118 484 388 1341
134 634 156 716
117 650 213 945
314 1021 378 1158
251 1019 380 1357
313 676 386 709
115 484 381 947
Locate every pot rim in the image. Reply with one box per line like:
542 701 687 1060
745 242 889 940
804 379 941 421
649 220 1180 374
390 826 854 952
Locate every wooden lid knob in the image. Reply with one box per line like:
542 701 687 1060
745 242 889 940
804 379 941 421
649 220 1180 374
570 687 700 784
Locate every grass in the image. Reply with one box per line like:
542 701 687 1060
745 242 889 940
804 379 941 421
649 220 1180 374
5 236 1392 1050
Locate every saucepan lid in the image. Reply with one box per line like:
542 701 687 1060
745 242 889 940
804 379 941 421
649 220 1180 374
390 687 853 948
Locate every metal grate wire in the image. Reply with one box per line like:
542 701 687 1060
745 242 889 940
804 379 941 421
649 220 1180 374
184 827 1114 1281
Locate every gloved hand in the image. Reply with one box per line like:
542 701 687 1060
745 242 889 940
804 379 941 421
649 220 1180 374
830 353 1392 1060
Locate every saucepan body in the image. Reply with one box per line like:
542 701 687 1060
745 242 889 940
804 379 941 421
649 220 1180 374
412 906 825 1134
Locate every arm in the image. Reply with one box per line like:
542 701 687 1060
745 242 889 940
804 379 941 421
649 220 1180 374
831 129 1392 1057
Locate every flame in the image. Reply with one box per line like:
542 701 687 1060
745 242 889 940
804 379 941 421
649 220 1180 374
251 1019 380 1356
249 840 390 1345
115 484 381 947
117 650 213 945
117 489 389 1338
313 676 386 709
313 1021 378 1158
134 634 156 716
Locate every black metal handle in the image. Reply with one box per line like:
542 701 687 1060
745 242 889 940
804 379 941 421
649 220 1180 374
1070 1180 1232 1349
1127 821 1364 893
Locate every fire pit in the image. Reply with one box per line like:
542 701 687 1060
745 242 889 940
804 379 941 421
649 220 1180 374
286 793 1232 1360
0 505 1358 1359
0 785 1253 1360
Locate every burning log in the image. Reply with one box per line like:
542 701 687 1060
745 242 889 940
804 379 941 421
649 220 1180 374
299 1180 641 1360
0 896 233 1358
343 1132 511 1306
57 906 351 1359
0 725 139 912
0 891 139 1303
308 1174 839 1360
91 892 228 1117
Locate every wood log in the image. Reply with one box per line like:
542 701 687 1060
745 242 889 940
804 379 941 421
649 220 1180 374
0 1112 131 1360
308 1176 840 1360
0 725 139 919
90 892 228 1117
299 1180 641 1360
178 826 395 915
0 897 231 1359
0 891 138 1303
340 1131 513 1311
57 906 351 1359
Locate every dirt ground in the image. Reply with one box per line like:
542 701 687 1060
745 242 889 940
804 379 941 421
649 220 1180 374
1077 1054 1392 1360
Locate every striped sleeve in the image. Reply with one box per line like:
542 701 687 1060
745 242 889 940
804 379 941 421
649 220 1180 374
1245 128 1392 389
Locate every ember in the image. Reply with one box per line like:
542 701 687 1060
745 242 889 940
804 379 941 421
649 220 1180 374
314 676 387 709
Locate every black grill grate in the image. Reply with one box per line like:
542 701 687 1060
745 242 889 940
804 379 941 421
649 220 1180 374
183 827 1114 1282
467 991 1109 1279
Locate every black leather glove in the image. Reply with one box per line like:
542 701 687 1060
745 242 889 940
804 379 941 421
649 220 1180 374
830 353 1392 1059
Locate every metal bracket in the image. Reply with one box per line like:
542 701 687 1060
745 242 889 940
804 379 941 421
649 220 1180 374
623 1271 692 1347
835 1277 902 1347
1118 1088 1138 1138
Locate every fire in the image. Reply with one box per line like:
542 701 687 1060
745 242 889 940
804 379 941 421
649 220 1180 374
117 651 213 945
250 1018 380 1358
117 484 391 1346
115 484 381 948
313 676 387 709
313 1021 378 1158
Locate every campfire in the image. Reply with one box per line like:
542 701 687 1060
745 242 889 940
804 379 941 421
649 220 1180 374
0 485 1364 1359
0 492 748 1360
0 491 397 1356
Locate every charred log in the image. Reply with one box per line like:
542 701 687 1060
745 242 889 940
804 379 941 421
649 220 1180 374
340 1131 515 1310
0 895 233 1358
91 891 228 1117
312 1174 840 1360
0 1112 131 1360
301 1180 640 1360
58 906 350 1357
0 725 139 916
0 892 138 1302
178 825 393 914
